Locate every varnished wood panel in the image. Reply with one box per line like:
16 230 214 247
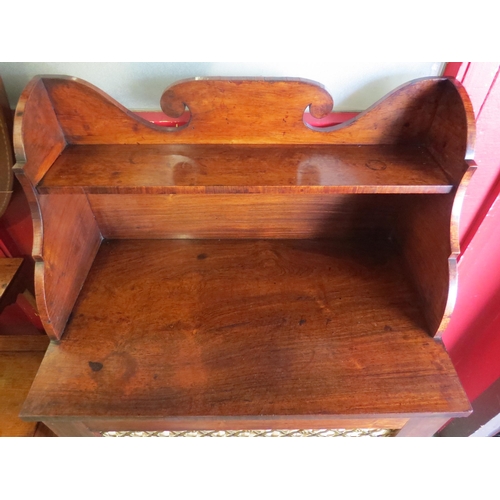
88 194 397 239
21 240 470 421
0 351 45 436
35 194 102 340
14 75 475 434
0 258 23 309
39 76 446 146
395 165 475 337
0 335 49 352
425 78 475 185
13 77 66 185
38 144 452 195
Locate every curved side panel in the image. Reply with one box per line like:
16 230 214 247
12 169 43 259
13 77 66 186
40 75 452 146
435 162 477 337
393 78 476 336
426 79 475 335
35 193 102 340
425 78 476 185
395 163 476 337
12 167 102 340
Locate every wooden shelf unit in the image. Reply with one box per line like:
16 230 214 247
14 76 475 436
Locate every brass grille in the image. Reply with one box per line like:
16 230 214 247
101 429 397 437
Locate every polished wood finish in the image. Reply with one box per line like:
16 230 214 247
0 335 48 437
17 77 458 151
14 75 475 436
0 335 49 352
395 167 475 337
0 352 46 436
34 76 446 146
13 77 66 185
21 240 470 421
425 78 475 185
39 144 452 195
34 194 102 340
88 194 397 240
0 258 23 309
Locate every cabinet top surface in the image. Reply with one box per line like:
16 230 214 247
22 240 471 420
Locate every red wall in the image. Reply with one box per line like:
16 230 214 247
442 63 500 401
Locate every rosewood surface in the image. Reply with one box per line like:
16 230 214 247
21 239 470 421
34 193 102 340
38 144 452 195
14 75 476 436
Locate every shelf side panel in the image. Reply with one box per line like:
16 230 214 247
395 164 475 337
13 77 66 186
396 78 475 336
35 193 102 340
425 78 475 185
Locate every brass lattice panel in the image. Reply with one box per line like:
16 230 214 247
101 429 398 437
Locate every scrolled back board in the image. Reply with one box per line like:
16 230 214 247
35 76 450 146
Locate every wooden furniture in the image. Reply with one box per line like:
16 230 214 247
0 334 49 437
0 76 13 218
14 75 475 437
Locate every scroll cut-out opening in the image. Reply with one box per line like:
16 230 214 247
303 108 359 131
134 105 192 130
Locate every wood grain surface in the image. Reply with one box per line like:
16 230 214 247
13 77 66 185
14 75 475 434
0 258 23 305
87 193 397 240
34 194 102 339
30 76 461 148
0 334 49 352
425 78 475 185
21 239 470 421
0 351 46 436
38 144 452 195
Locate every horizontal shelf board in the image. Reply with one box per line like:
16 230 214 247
38 144 453 194
23 239 470 419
